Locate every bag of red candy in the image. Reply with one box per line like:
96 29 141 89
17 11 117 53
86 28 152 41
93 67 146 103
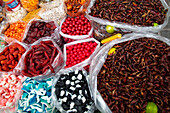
60 15 94 43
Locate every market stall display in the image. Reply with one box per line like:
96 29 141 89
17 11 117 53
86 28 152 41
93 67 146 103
0 0 169 113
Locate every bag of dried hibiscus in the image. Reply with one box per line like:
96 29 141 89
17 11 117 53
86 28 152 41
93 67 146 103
89 33 170 113
18 37 64 80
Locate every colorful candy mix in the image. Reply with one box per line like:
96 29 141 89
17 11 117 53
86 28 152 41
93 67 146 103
54 70 93 112
22 40 58 77
0 73 24 108
4 21 27 42
17 78 55 113
0 42 26 72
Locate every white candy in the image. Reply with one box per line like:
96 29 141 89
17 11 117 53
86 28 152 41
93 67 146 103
71 76 76 80
70 102 75 109
75 80 80 84
78 95 81 100
76 84 81 88
75 70 79 74
62 97 67 102
66 80 70 85
77 74 82 80
60 90 65 97
86 105 91 109
79 90 82 94
71 94 77 100
71 82 75 86
82 96 86 103
70 86 75 91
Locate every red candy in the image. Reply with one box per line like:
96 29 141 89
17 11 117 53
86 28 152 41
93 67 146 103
61 15 92 36
65 41 98 68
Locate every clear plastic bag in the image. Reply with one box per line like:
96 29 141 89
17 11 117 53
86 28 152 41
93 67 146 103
64 0 91 17
52 68 96 113
86 0 170 33
60 16 94 41
6 7 27 24
18 37 64 80
39 0 62 9
0 21 28 43
22 19 62 46
20 0 39 12
63 38 100 70
0 40 28 74
89 33 170 113
92 21 132 42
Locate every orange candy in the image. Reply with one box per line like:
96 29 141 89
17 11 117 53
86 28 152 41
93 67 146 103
4 21 27 43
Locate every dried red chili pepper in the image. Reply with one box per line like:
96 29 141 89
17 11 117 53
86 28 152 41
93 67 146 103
22 40 58 77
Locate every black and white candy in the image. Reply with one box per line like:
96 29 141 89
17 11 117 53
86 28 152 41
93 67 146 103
54 70 93 113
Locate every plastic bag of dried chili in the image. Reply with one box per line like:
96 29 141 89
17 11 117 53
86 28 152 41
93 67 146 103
22 19 62 47
86 0 170 33
0 40 28 74
51 68 96 113
89 33 170 113
18 37 64 80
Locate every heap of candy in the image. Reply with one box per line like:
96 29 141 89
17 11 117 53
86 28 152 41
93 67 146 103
17 77 55 113
54 70 93 112
0 73 24 109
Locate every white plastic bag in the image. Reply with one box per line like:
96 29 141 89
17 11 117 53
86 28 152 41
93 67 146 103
86 0 170 33
52 68 96 113
63 38 100 70
18 37 64 80
22 19 61 46
59 16 94 40
89 33 170 113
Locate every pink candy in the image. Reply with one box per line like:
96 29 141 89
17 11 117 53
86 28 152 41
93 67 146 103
0 73 25 109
